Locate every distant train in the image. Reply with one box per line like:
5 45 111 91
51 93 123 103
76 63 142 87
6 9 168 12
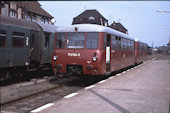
52 24 148 77
0 15 58 80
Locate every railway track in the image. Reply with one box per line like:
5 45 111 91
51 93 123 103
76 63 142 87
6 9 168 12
0 76 103 113
1 83 66 106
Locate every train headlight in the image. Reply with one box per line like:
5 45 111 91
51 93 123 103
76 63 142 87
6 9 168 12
53 55 58 61
93 56 97 62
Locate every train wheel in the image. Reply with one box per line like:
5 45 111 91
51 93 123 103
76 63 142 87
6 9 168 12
14 71 24 79
11 68 26 81
0 71 10 81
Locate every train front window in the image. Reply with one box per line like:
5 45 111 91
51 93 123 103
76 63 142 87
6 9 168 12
86 33 98 49
0 30 6 47
56 33 65 48
67 32 85 49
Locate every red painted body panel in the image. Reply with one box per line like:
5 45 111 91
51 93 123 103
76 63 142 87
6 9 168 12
110 50 134 72
135 41 148 64
52 49 105 75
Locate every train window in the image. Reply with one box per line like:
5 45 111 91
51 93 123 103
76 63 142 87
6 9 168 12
121 38 125 50
104 34 107 49
67 32 85 49
45 33 50 48
127 40 131 50
129 40 131 50
127 40 129 50
111 35 116 50
56 33 65 48
107 34 111 46
131 41 134 50
0 30 6 47
117 40 120 50
129 41 132 50
132 41 134 50
121 38 124 50
86 33 98 49
115 36 120 50
141 43 143 50
125 39 128 50
12 32 25 48
138 43 140 50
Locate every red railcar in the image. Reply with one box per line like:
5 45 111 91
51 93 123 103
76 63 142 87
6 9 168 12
52 24 147 77
135 40 148 64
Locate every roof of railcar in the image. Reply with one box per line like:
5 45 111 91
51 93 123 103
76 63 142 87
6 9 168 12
0 15 41 31
35 22 59 33
135 38 148 45
56 24 134 40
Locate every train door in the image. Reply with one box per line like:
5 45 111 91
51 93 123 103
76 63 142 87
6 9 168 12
29 31 38 62
42 32 50 64
49 33 55 64
106 34 111 73
110 35 117 72
11 29 29 67
0 27 9 68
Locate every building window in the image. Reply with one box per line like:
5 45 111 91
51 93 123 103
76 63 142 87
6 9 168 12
32 15 37 22
0 30 6 47
45 18 49 24
104 21 107 26
12 32 25 48
12 1 16 4
9 10 17 18
25 13 31 21
41 17 45 23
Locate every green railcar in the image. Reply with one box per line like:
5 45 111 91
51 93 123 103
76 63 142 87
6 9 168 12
0 15 57 80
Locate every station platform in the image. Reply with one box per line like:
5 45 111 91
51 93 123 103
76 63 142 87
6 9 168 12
31 55 170 113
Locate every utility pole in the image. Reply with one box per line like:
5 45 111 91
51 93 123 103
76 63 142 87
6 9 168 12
152 41 154 56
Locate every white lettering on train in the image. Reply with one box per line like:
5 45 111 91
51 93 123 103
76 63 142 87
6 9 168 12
68 53 80 57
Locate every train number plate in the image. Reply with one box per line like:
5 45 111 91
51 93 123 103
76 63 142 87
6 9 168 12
68 53 80 56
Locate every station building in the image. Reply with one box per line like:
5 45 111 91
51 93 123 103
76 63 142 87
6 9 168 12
0 1 54 25
110 21 128 34
72 9 128 35
72 9 109 27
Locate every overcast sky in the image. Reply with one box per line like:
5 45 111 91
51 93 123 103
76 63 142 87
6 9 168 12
39 1 170 47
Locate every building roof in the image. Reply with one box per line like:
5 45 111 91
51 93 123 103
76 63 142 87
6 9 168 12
74 9 107 21
72 9 108 26
110 22 127 31
56 24 134 41
16 1 53 18
0 15 41 31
